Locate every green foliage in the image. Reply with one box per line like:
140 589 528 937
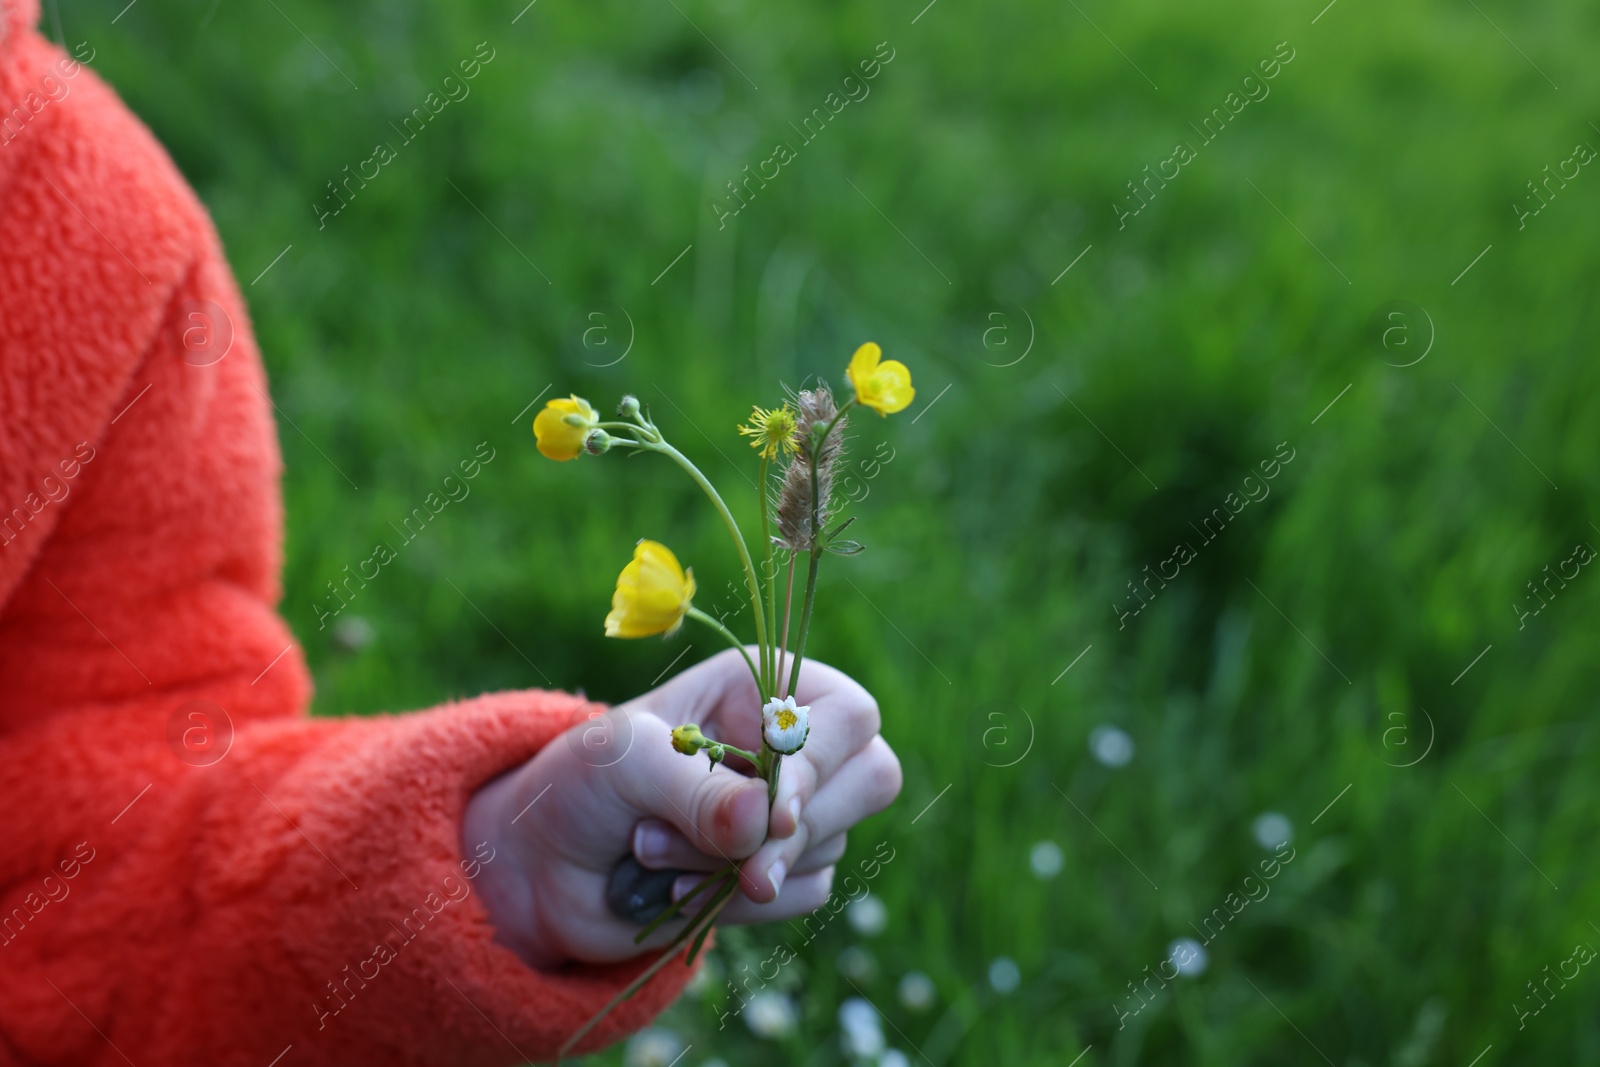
67 0 1600 1061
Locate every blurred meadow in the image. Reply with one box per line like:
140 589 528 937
58 0 1600 1061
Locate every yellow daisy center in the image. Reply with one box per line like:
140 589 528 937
775 708 798 730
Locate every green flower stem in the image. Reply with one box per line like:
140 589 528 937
766 752 783 806
784 551 823 699
716 743 763 765
758 453 774 689
631 863 737 944
558 869 735 1062
653 441 771 698
783 401 854 698
685 877 739 964
777 553 797 698
687 607 761 694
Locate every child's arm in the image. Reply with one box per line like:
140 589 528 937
0 13 710 1063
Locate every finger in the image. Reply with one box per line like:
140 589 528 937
668 831 844 902
739 818 807 903
681 654 881 768
631 817 726 872
606 715 769 863
742 738 901 899
792 832 847 875
615 647 764 737
768 757 813 840
718 866 837 925
793 736 902 843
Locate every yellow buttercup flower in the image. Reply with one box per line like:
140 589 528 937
605 540 697 638
845 342 914 416
737 403 800 460
533 395 599 461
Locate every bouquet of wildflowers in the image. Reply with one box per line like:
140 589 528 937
533 343 913 1054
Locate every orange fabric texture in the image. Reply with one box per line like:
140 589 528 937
0 1 689 1061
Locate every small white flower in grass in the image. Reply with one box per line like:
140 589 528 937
880 1051 912 1067
1252 811 1293 850
988 957 1021 994
898 971 936 1012
762 695 811 754
1089 725 1135 768
744 991 798 1039
622 1027 682 1067
838 997 885 1059
685 951 721 997
839 997 879 1032
837 944 879 982
331 615 375 652
1029 840 1063 879
1167 937 1208 977
847 894 888 937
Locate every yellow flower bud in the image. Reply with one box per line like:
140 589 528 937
671 723 706 755
533 395 600 461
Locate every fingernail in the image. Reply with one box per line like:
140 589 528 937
633 820 672 865
766 858 787 897
788 796 802 828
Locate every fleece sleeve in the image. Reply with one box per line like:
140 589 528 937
0 14 690 1067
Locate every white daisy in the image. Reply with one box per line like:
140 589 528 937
1251 811 1293 850
744 992 799 1039
1088 724 1135 768
898 971 937 1012
622 1028 682 1067
762 695 811 754
988 957 1021 994
838 997 885 1059
846 894 888 937
1168 937 1208 977
1029 841 1064 879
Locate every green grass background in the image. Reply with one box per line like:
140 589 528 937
56 0 1600 1061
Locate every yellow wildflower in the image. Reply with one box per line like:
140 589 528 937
845 342 914 416
533 395 600 461
737 403 800 460
605 540 696 638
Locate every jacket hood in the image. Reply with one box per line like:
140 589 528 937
1 0 39 60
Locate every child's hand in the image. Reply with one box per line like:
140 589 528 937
462 650 901 968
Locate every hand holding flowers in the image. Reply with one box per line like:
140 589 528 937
460 649 900 1049
523 343 912 1054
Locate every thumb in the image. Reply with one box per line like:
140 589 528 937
604 712 769 863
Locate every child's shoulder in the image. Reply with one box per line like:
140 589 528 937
3 15 212 301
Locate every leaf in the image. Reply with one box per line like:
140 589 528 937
823 515 859 539
826 539 865 556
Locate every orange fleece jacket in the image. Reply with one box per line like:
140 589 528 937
0 2 689 1062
